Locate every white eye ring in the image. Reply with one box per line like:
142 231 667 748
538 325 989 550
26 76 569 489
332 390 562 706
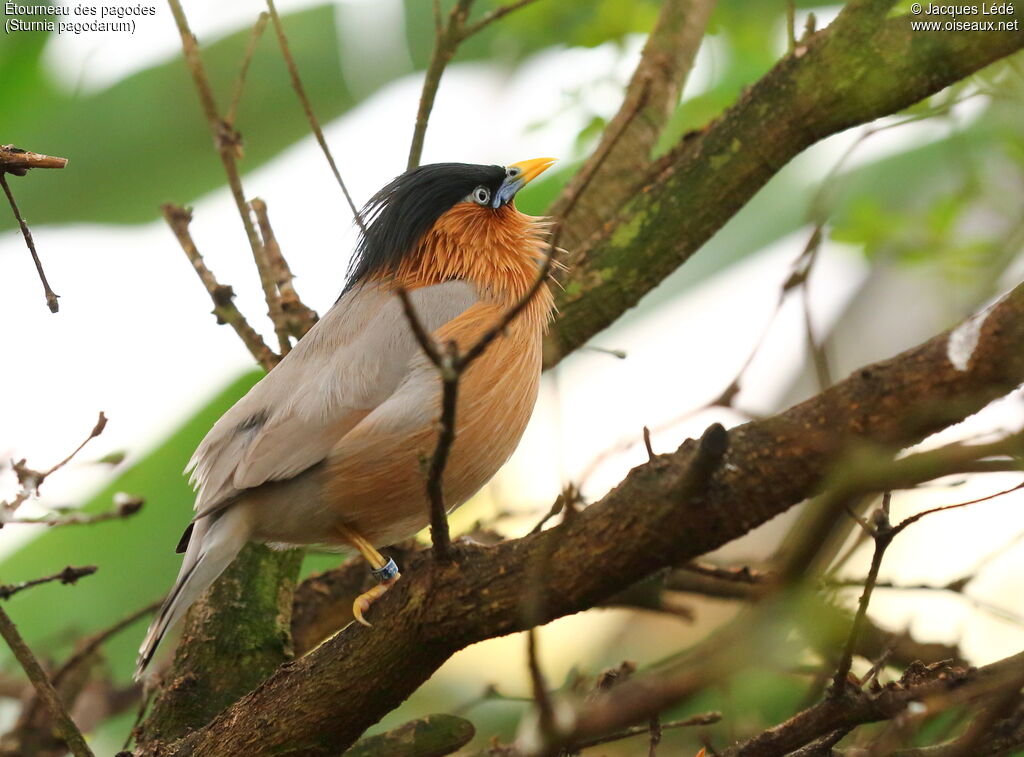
471 186 491 205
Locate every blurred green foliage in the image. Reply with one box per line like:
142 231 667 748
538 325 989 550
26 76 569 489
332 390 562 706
2 0 1024 752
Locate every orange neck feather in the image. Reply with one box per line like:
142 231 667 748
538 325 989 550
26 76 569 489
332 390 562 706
379 203 554 330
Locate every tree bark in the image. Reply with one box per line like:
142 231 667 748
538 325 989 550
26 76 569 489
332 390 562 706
145 274 1024 756
134 3 1024 755
138 546 302 745
544 6 1024 366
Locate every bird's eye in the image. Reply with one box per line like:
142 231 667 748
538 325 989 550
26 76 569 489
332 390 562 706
472 186 491 205
507 166 522 178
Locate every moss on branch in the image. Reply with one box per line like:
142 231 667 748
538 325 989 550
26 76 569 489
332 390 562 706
135 4 1024 754
137 545 302 745
544 7 1024 366
152 264 1024 756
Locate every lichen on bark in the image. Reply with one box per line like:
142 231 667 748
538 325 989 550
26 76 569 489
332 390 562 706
137 545 302 749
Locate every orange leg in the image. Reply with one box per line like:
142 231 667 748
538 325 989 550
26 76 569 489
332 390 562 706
336 523 401 627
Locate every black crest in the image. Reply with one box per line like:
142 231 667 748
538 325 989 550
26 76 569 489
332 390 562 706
344 162 506 289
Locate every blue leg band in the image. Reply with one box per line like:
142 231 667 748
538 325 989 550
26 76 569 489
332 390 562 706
371 557 399 582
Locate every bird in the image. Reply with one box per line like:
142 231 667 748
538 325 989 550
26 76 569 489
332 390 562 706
136 157 556 676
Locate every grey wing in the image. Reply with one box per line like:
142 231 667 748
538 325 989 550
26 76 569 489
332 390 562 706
186 281 477 515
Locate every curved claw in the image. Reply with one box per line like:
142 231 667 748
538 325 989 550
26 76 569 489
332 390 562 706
352 575 400 627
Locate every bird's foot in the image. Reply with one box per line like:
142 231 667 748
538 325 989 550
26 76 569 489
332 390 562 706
353 558 400 627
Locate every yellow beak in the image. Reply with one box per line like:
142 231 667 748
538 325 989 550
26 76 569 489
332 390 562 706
508 157 556 185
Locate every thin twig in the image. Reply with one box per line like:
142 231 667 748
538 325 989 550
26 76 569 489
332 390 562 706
526 628 557 744
786 0 797 53
264 0 364 229
52 600 161 688
161 204 278 370
0 172 59 312
835 578 1024 627
462 0 542 37
832 496 893 692
407 0 542 169
0 144 68 174
407 0 472 170
831 480 1023 692
570 712 722 752
0 566 97 601
20 600 159 735
527 487 579 535
648 715 662 756
226 12 269 127
793 224 832 390
428 342 459 559
123 685 155 752
43 412 108 479
580 96 952 483
249 198 319 340
678 562 774 585
0 605 94 756
893 480 1024 534
5 412 108 515
5 495 144 527
396 235 556 562
431 0 442 36
166 0 288 353
397 66 655 559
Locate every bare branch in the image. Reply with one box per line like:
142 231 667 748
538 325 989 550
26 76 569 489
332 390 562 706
45 412 108 477
892 479 1024 535
225 12 269 127
0 172 59 313
395 0 708 560
18 599 160 738
249 198 319 340
394 220 560 559
156 276 1024 755
572 712 722 753
407 0 473 170
549 0 717 258
52 600 161 688
462 0 542 37
0 565 97 601
831 497 893 692
730 653 1024 756
161 203 278 371
165 0 288 349
4 412 108 515
546 5 1024 366
407 0 542 169
663 564 963 668
0 606 94 757
264 0 364 228
0 144 68 174
5 493 145 528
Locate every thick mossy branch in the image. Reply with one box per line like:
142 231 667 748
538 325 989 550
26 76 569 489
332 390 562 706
138 545 302 745
153 274 1024 756
136 6 1024 755
544 8 1024 366
548 0 716 255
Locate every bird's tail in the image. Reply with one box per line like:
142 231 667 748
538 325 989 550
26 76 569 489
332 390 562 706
135 506 251 679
